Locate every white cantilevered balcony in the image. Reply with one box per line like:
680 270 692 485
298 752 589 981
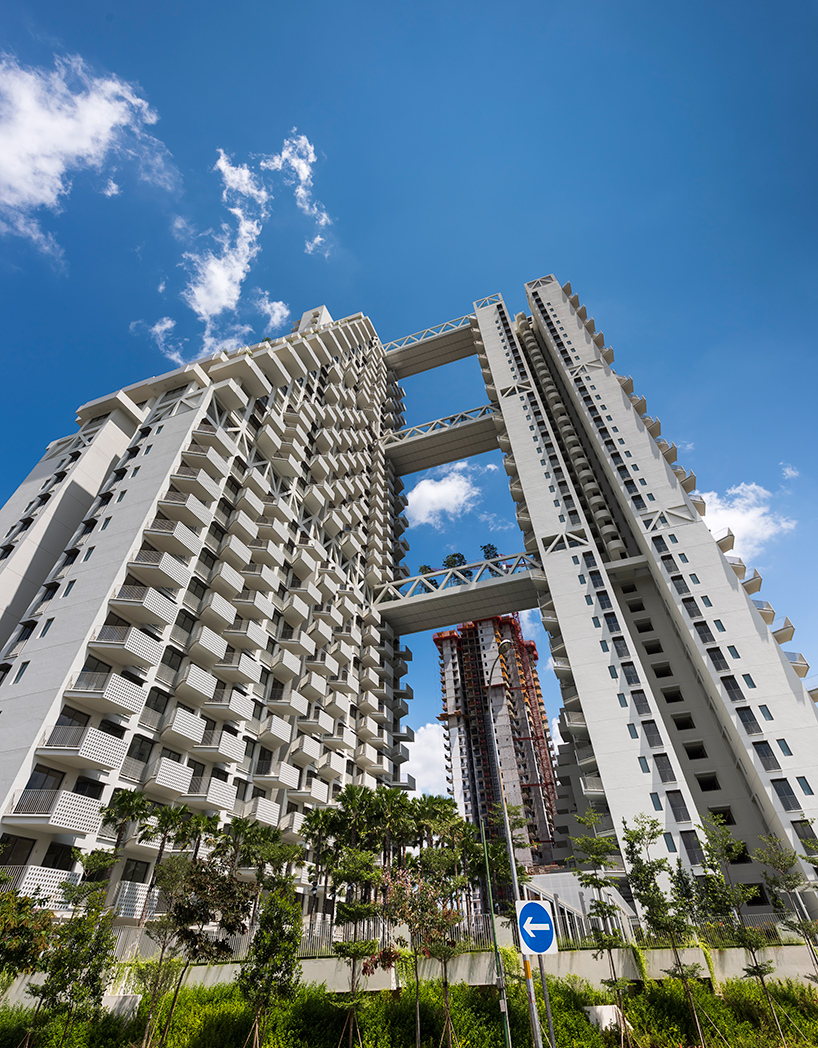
207 562 244 601
0 865 81 908
258 714 292 748
182 776 237 813
277 627 316 658
317 749 345 781
192 729 245 763
64 670 145 716
144 518 202 558
160 707 206 747
289 734 322 767
223 618 267 651
157 489 211 528
300 672 327 703
784 651 810 678
235 486 264 518
228 509 259 544
325 724 356 753
291 580 321 606
234 589 277 620
282 593 309 627
218 534 253 570
280 810 305 842
109 585 177 627
187 624 229 666
174 663 218 704
128 549 191 589
290 776 329 804
580 776 605 797
242 563 278 591
114 880 161 921
254 759 299 790
267 688 309 718
199 589 238 630
203 687 254 722
181 443 229 479
324 690 352 719
269 647 301 683
5 789 103 835
291 543 321 578
192 419 238 458
256 515 290 545
234 795 280 828
143 757 194 799
305 650 340 678
246 538 284 569
300 706 334 735
170 465 221 503
215 650 261 685
269 442 304 478
36 724 127 771
88 625 163 668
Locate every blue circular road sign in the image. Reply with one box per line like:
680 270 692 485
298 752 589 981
517 900 556 954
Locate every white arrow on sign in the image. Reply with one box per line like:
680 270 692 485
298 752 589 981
523 916 551 936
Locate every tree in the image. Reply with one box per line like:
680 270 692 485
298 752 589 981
138 803 190 926
753 831 818 979
332 846 382 1048
442 552 473 582
570 808 631 1047
622 815 706 1048
236 877 302 1048
480 543 499 560
0 878 53 995
174 811 219 862
303 806 340 939
27 850 118 1048
99 788 150 882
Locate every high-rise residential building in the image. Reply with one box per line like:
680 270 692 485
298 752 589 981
0 274 816 922
434 614 557 868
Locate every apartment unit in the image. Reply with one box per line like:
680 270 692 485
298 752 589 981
434 614 557 867
0 306 414 917
1 273 816 921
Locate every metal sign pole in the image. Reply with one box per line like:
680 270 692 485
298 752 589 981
537 954 556 1048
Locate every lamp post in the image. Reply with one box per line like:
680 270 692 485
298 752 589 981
484 639 544 1048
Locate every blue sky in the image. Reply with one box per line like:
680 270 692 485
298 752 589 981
1 1 816 793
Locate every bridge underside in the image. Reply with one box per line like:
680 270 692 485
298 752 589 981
375 568 547 634
384 413 499 475
384 325 478 380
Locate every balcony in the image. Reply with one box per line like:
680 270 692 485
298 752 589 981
64 671 145 716
174 662 218 704
144 518 202 558
327 670 356 698
143 757 194 799
242 563 278 591
282 594 309 627
313 603 343 629
203 687 254 722
36 724 127 771
305 651 340 679
752 599 776 625
228 509 259 545
280 810 305 842
128 549 191 589
181 443 229 479
580 776 605 797
289 734 322 767
198 591 237 632
234 795 280 828
234 589 277 620
214 650 261 685
109 585 176 627
258 714 292 748
5 789 103 836
277 628 316 658
207 561 244 599
114 880 163 921
267 688 309 717
161 707 206 747
170 465 221 503
254 759 299 789
88 625 162 668
357 716 378 742
157 490 211 528
291 543 320 578
355 743 378 769
188 624 229 666
0 865 81 908
182 776 237 812
317 750 345 781
236 486 264 519
784 651 810 678
192 729 245 763
560 710 589 738
291 777 329 804
256 515 290 544
300 706 334 735
192 420 237 458
300 672 327 702
246 538 284 568
218 534 252 570
269 443 304 479
224 618 267 651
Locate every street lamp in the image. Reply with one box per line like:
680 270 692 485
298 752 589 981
484 639 545 1048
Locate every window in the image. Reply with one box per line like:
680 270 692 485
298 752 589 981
714 619 726 632
42 841 75 871
722 676 744 702
643 640 663 655
628 724 638 739
777 739 793 757
684 742 708 760
661 555 677 572
604 612 621 632
592 617 601 628
742 674 756 689
0 834 35 865
682 597 701 618
622 663 640 685
612 637 629 658
759 705 774 721
40 618 54 637
667 791 690 821
12 661 29 684
643 720 663 747
709 806 735 825
650 793 662 811
736 707 761 734
655 754 676 782
701 596 712 607
673 714 695 730
696 774 721 792
117 491 127 502
618 693 628 708
797 777 814 796
727 645 739 658
707 648 728 671
597 591 613 610
600 640 609 652
608 666 618 679
753 741 780 772
745 884 769 907
101 517 111 530
632 690 650 715
653 663 673 678
664 833 677 853
695 622 715 644
121 858 150 884
679 553 689 563
662 687 684 703
62 581 75 597
792 820 818 845
83 546 95 562
681 830 705 865
652 537 669 554
127 735 153 763
671 575 690 595
772 779 801 811
690 574 700 585
638 757 650 773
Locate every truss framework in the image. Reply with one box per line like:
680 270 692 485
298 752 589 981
381 404 496 446
374 552 542 605
381 314 474 353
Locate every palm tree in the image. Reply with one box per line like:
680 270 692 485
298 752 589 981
99 788 151 887
303 807 340 938
336 783 375 849
411 794 459 852
138 803 190 926
174 811 219 862
373 786 411 872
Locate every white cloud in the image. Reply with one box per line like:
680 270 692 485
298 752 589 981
780 462 799 480
254 290 289 331
305 233 327 256
157 279 166 294
130 316 186 365
698 482 796 562
101 178 120 197
677 440 695 453
550 716 565 752
406 462 482 529
477 511 515 532
261 130 331 225
0 52 173 256
214 148 269 206
406 722 448 796
182 208 262 329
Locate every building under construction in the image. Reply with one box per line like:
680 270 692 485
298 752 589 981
435 614 557 868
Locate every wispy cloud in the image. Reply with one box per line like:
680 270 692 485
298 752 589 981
254 290 289 333
0 52 174 259
477 511 515 532
698 481 796 562
780 462 799 480
260 130 333 254
407 462 482 529
405 722 448 796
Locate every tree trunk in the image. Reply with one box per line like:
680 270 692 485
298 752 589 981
413 941 421 1048
56 1004 74 1048
156 960 190 1048
757 966 787 1047
141 937 169 1048
669 933 705 1048
442 959 453 1048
